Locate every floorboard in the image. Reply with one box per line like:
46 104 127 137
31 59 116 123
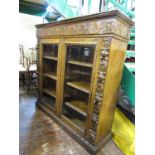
19 88 124 155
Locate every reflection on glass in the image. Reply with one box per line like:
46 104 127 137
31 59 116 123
67 45 94 63
43 44 58 57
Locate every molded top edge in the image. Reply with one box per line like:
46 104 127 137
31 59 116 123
35 10 134 28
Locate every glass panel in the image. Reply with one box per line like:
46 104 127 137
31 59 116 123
67 45 94 64
43 76 56 98
62 44 95 131
42 44 58 111
62 105 86 131
63 86 88 116
43 59 57 78
43 44 58 57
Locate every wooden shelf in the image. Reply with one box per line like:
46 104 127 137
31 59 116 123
43 88 56 98
66 81 90 93
43 72 57 80
43 55 58 61
62 114 85 132
65 101 87 117
67 60 93 68
72 70 91 76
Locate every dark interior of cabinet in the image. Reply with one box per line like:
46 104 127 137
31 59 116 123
62 105 86 131
64 86 89 102
43 76 56 91
62 86 89 131
66 45 95 63
42 67 57 110
65 64 92 83
43 44 58 57
43 59 57 74
42 93 55 110
63 86 88 111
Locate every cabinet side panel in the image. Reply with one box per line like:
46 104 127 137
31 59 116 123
96 38 127 143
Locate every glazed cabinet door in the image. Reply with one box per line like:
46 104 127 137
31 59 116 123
39 39 61 115
59 38 100 136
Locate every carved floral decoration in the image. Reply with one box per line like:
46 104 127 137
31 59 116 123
89 37 112 142
37 19 129 39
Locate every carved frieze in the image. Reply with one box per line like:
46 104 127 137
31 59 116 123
37 19 130 39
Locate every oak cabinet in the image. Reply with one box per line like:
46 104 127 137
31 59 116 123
36 10 134 153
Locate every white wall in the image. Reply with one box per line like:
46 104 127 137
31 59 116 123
19 13 44 56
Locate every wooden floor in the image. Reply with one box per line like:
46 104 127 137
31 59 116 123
19 88 124 155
